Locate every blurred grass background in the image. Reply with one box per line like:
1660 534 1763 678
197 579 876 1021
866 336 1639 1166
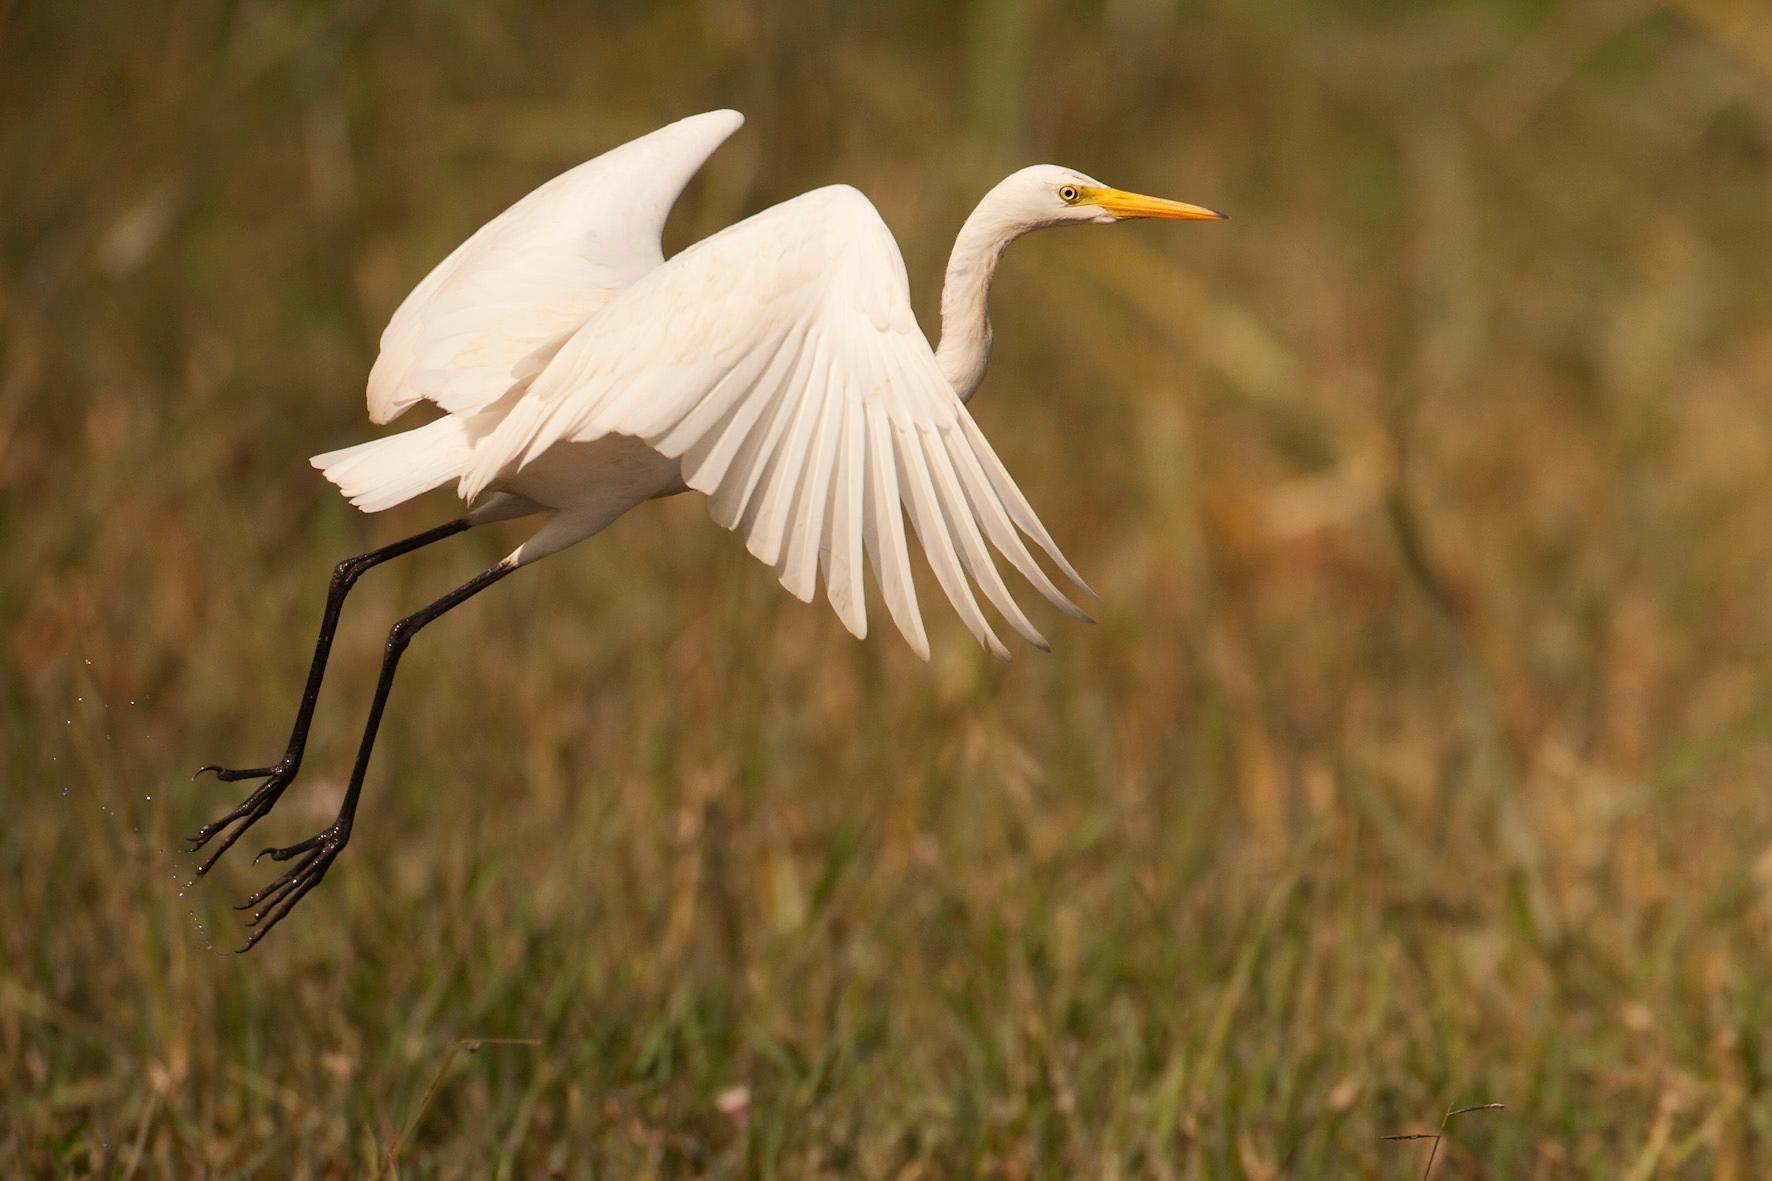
5 0 1772 1175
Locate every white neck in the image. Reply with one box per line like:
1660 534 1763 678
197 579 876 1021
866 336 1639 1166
934 196 1031 403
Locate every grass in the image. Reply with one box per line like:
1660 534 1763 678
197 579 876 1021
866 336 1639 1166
6 0 1772 1175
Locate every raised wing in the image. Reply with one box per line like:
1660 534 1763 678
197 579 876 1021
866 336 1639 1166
461 186 1091 660
367 109 745 424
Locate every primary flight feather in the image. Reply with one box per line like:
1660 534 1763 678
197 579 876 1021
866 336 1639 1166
193 109 1225 947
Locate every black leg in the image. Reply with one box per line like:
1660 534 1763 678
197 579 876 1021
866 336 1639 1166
235 560 517 951
188 517 471 874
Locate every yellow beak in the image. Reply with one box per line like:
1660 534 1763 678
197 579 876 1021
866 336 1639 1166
1090 187 1227 221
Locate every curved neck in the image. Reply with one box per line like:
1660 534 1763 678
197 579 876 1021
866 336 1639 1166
934 197 1029 403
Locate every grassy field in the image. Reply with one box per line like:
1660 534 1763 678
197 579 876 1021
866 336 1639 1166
7 0 1772 1175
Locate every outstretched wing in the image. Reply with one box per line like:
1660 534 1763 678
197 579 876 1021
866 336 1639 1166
367 109 745 424
461 185 1091 660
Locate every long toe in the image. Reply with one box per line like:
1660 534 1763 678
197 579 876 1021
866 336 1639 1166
193 758 288 783
240 865 309 923
254 831 329 863
194 758 279 776
236 872 328 952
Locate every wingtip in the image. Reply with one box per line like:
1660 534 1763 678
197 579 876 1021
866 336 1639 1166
1052 597 1094 625
689 108 746 135
778 573 816 605
1055 560 1099 603
836 603 868 643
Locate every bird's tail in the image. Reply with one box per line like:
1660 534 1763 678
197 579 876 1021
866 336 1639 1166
310 415 473 512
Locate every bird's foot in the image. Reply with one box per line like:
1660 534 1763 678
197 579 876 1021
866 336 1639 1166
234 822 351 952
185 757 298 875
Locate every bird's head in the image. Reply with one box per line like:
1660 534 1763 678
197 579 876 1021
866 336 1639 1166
991 164 1226 230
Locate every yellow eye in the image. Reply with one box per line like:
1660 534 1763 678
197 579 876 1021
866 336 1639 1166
1059 185 1079 203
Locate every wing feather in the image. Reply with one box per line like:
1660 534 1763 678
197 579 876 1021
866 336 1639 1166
745 329 830 567
701 325 813 526
775 343 843 602
944 422 1092 622
955 412 1096 599
863 398 929 658
920 428 1049 650
824 397 869 639
722 334 820 536
894 422 1008 659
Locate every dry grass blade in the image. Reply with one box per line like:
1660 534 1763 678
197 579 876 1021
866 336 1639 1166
382 1038 543 1179
1384 1102 1507 1179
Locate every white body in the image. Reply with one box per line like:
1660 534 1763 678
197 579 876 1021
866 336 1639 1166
313 110 1211 659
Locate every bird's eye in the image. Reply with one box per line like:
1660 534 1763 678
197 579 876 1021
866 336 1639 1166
1059 185 1079 203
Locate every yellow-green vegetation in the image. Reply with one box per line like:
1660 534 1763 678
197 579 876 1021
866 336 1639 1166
6 1 1772 1175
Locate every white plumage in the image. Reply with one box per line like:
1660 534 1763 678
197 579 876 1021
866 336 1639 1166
313 109 1224 659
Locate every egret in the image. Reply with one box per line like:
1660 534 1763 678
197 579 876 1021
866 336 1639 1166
190 109 1224 948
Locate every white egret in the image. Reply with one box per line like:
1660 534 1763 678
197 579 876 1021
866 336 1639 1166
190 109 1224 947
